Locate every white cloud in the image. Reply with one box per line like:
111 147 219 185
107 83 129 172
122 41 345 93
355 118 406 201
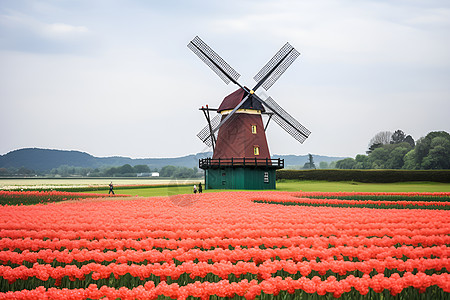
0 10 94 54
43 23 89 36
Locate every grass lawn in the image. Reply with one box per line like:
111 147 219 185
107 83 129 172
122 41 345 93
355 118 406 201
101 185 196 197
86 180 450 197
276 180 450 193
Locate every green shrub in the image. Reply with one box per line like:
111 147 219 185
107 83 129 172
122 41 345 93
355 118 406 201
276 169 450 183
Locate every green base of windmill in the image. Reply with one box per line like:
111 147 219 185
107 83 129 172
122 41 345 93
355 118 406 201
199 158 284 190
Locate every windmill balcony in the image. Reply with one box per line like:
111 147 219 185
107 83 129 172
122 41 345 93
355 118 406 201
199 157 284 170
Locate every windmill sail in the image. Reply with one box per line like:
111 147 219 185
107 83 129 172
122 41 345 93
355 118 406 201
253 43 300 91
189 36 311 146
196 114 221 147
188 36 241 85
261 96 311 143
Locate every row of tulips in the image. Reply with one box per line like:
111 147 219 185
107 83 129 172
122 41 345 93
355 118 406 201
293 192 450 198
1 217 447 240
257 197 450 207
2 209 446 230
284 192 450 209
1 245 447 265
255 191 450 208
1 224 447 240
1 257 449 283
1 202 447 233
2 234 449 252
257 201 450 210
1 273 449 300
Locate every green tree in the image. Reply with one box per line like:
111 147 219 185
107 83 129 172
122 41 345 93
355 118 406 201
173 167 195 178
160 165 177 177
391 130 406 144
367 131 392 154
367 147 389 169
384 146 410 169
354 154 370 169
366 143 383 154
134 165 151 173
0 168 9 176
403 131 450 169
404 135 415 147
88 168 102 177
77 167 92 176
117 164 134 175
51 165 75 177
336 158 356 169
17 167 35 175
353 154 369 169
402 149 418 169
105 167 118 176
319 161 329 169
421 137 450 169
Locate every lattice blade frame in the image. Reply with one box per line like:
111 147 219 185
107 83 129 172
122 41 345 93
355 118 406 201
197 114 221 147
261 96 311 143
188 36 241 85
253 43 300 91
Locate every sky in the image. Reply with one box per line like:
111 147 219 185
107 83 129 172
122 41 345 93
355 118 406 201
1 0 449 159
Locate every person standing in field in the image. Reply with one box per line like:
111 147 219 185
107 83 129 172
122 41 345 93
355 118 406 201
193 184 197 194
109 182 115 195
198 182 202 193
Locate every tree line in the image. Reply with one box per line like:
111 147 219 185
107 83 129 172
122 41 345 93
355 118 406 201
335 130 450 170
0 164 202 178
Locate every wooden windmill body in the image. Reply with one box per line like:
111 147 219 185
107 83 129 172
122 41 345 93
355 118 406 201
189 37 310 189
213 88 270 160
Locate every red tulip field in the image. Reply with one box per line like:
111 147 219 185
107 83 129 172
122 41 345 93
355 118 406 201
0 191 449 299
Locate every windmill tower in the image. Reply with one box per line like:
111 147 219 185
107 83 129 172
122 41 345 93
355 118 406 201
189 36 311 189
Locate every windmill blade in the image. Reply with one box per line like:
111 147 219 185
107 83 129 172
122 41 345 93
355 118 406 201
253 43 300 91
197 114 221 147
188 36 241 85
258 96 311 143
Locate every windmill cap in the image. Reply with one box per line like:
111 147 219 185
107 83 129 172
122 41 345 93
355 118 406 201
217 88 265 113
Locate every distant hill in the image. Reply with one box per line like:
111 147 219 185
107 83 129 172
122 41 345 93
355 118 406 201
0 148 347 172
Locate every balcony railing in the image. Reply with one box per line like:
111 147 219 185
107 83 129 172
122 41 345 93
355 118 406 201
199 157 284 169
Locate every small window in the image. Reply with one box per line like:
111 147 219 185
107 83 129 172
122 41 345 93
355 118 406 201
251 125 257 134
254 146 260 156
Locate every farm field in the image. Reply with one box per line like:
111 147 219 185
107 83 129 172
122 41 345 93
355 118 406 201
0 178 201 191
2 178 450 196
84 181 450 198
277 180 450 193
0 190 449 299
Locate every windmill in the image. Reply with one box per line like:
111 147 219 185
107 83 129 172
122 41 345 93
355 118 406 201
188 36 311 189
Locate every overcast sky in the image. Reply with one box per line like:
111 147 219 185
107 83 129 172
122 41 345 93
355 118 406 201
1 0 449 158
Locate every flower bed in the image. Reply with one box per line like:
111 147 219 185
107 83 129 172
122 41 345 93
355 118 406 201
0 191 449 299
255 192 450 210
